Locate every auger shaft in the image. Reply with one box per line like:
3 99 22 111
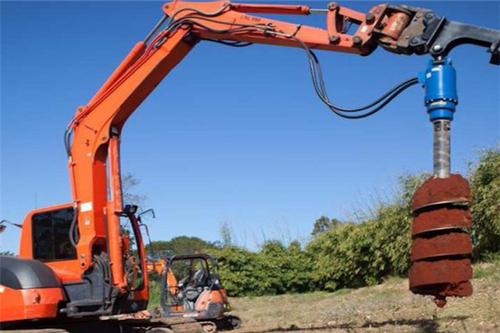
433 119 451 178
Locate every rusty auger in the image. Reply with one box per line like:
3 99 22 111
409 58 474 307
410 174 473 307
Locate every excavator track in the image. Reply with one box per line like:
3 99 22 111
148 317 205 333
0 330 68 333
0 316 204 333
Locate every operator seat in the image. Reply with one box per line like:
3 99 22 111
192 268 208 287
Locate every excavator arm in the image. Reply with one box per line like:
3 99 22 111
62 0 498 304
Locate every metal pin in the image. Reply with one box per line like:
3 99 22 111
309 8 329 14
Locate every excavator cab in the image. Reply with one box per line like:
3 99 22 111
0 203 149 326
0 204 78 324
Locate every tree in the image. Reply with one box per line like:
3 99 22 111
219 221 233 247
146 236 217 258
122 172 147 208
311 216 342 236
469 147 500 258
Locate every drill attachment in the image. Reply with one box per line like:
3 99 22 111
408 57 474 307
409 174 473 307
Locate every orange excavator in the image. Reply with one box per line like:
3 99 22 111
140 210 239 332
0 1 498 332
148 254 240 333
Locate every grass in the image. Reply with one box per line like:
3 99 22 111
148 279 162 310
226 259 500 333
473 256 500 281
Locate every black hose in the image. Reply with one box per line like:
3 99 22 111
296 38 419 118
68 204 79 248
64 127 72 157
204 39 253 47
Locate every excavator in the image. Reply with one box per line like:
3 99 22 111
140 210 239 332
148 254 241 332
0 1 498 332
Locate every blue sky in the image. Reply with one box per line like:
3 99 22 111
1 1 498 252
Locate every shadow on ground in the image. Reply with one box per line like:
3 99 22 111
237 315 469 333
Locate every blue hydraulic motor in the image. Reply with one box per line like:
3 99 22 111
422 57 458 178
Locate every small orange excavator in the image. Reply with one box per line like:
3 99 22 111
140 210 240 332
148 254 241 333
0 1 498 332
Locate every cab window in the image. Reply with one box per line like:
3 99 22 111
32 207 77 261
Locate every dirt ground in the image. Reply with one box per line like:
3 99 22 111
229 260 500 333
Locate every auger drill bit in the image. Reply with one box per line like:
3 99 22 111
409 58 473 307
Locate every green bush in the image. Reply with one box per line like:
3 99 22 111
469 147 500 259
212 241 311 296
211 246 260 296
148 279 162 309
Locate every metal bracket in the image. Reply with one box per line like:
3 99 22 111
429 20 500 65
380 6 500 65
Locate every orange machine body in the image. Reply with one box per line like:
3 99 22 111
0 286 64 323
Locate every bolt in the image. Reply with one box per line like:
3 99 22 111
410 37 420 45
433 44 442 52
329 35 340 44
352 36 362 45
328 2 337 11
425 12 434 20
365 13 375 24
33 292 41 304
